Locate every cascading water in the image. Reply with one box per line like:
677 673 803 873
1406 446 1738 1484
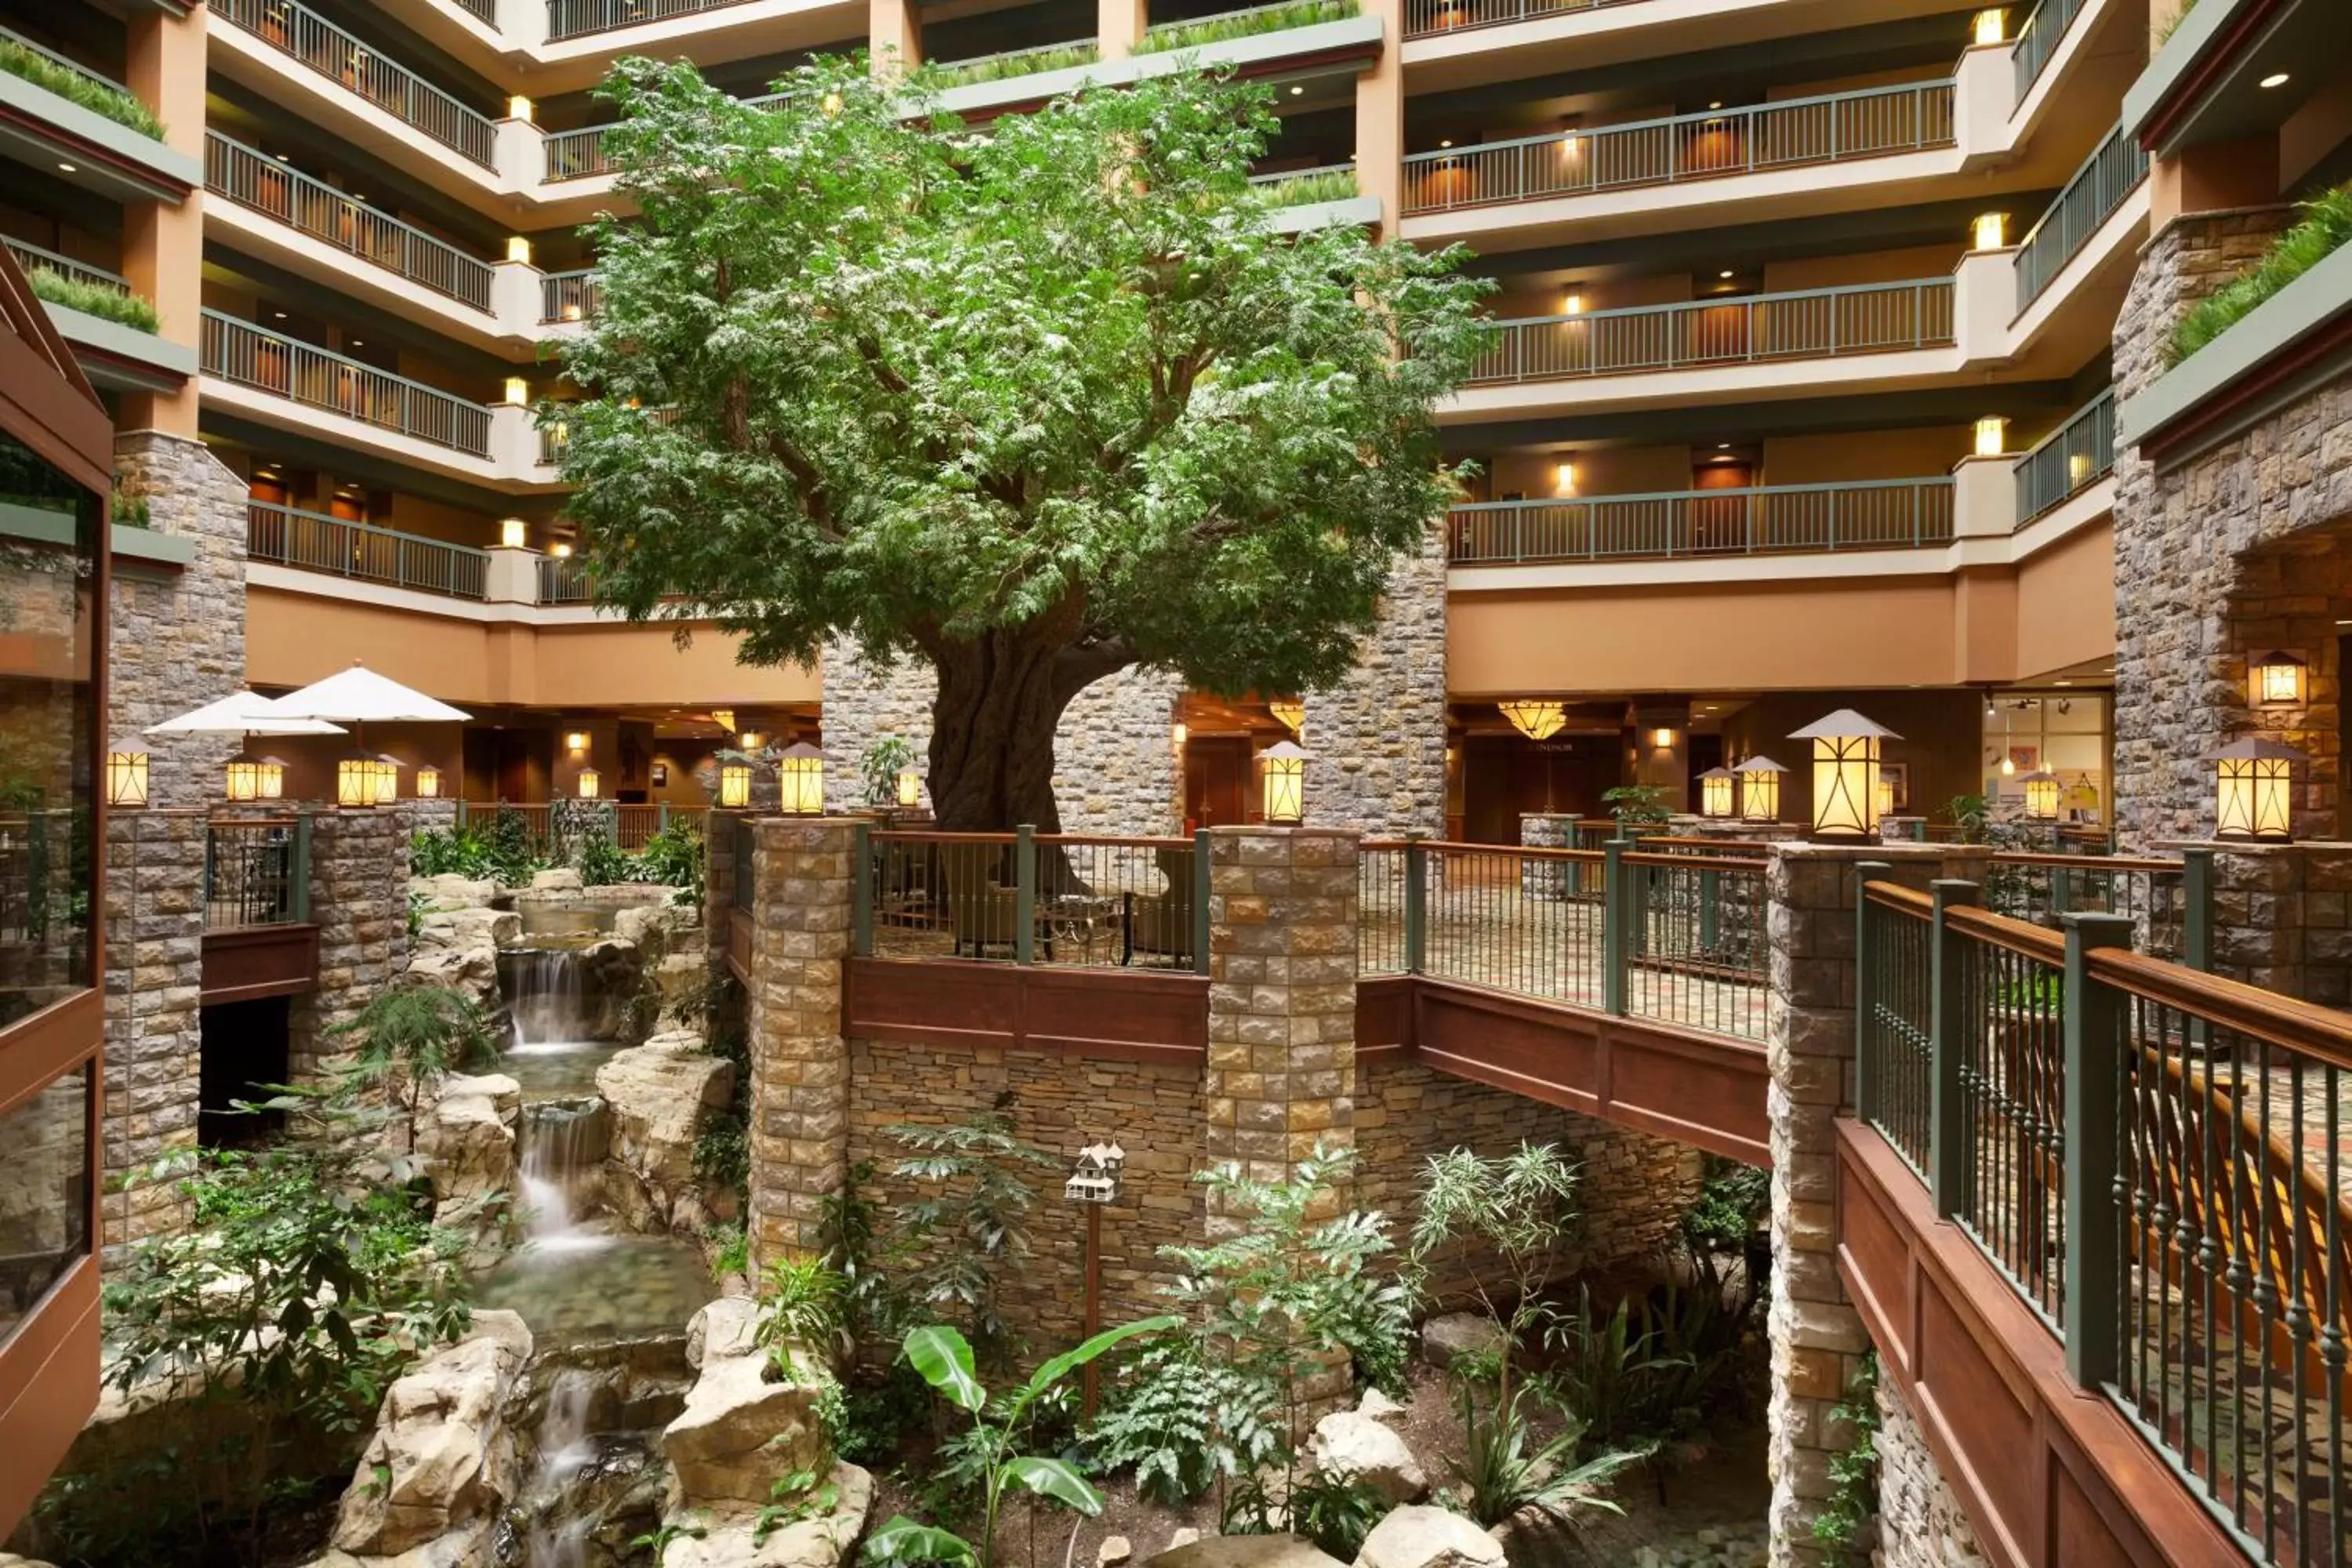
521 1369 599 1568
517 1098 609 1249
506 946 591 1051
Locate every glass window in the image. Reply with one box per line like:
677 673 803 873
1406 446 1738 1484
0 1063 91 1341
0 430 98 1029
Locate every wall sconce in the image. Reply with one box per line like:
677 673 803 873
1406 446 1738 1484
415 764 441 798
506 235 533 263
1171 721 1188 750
336 755 375 808
1650 726 1678 749
564 731 590 753
1789 710 1899 837
1698 767 1735 818
577 767 601 799
1499 699 1566 741
1875 775 1896 819
225 758 264 802
1260 740 1308 825
258 757 287 800
1973 416 2009 456
500 518 529 549
738 731 766 752
2018 769 2061 821
1267 699 1305 733
2250 649 2308 708
1971 212 2009 249
1735 754 1785 822
374 756 401 804
506 96 535 123
1972 7 2006 44
1555 462 1577 495
504 377 530 407
897 766 921 808
719 760 752 808
1561 292 1584 315
107 739 150 808
549 542 573 559
2209 738 2302 842
777 742 825 815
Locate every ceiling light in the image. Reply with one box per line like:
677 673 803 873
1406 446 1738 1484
1719 269 1734 279
1439 138 1453 148
350 338 364 347
1707 100 1722 110
273 310 288 319
2259 71 2290 88
1716 441 1732 450
275 153 291 162
1289 84 1304 96
56 161 76 173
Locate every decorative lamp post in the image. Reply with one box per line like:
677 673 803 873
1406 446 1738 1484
2018 769 2061 822
2209 738 2303 842
224 757 264 802
718 759 753 809
1260 739 1308 825
106 739 150 808
1698 767 1735 818
1267 698 1305 733
2250 651 2308 709
1735 755 1785 822
778 742 825 815
577 767 601 800
1788 710 1900 838
413 764 440 799
336 755 375 808
896 765 922 808
258 757 288 800
374 755 401 804
1063 1141 1126 1417
1498 699 1566 741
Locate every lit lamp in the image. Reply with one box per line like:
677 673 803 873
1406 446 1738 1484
337 755 376 808
1973 416 2009 456
1260 739 1308 825
739 731 766 753
777 742 824 815
1788 710 1900 838
1972 7 2006 44
897 766 921 808
1498 699 1566 741
1698 766 1736 818
258 757 287 800
225 757 265 802
2250 650 2308 708
2018 769 2061 821
374 755 401 804
1875 775 1896 819
718 759 753 809
1971 212 2009 250
107 739 150 808
1267 698 1305 733
1735 755 1786 822
2209 738 2302 842
415 764 441 798
1650 726 1678 750
499 518 528 549
577 767 601 799
564 731 590 753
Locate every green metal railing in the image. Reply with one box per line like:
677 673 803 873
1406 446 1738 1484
212 0 497 168
1469 278 1955 386
201 310 494 457
204 815 312 929
542 269 599 323
2 237 131 300
1404 80 1955 215
2010 0 2088 101
546 0 763 41
2013 124 2147 310
246 501 490 599
1448 477 1954 564
2012 387 2117 524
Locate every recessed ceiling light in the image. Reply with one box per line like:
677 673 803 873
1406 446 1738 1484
1717 442 1732 450
275 153 291 162
1707 100 1722 110
1719 269 1734 279
56 161 76 173
272 310 287 319
1289 84 1303 96
350 338 364 346
2053 679 2071 686
2259 71 2290 88
1439 138 1453 148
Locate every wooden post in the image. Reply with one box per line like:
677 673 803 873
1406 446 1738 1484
1082 1201 1102 1417
1014 823 1036 965
1191 828 1210 978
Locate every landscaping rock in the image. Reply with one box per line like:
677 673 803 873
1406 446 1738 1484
1163 1531 1201 1555
686 1296 760 1370
1417 1314 1504 1370
406 906 517 1015
328 1310 533 1560
1357 1387 1405 1423
660 1341 825 1510
1352 1507 1504 1568
414 1073 518 1249
412 874 498 910
659 1461 873 1568
1098 1536 1134 1566
1146 1536 1347 1568
530 869 584 895
599 1036 736 1235
1306 1410 1425 1504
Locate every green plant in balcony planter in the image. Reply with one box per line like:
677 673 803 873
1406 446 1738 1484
26 267 161 332
1134 0 1359 53
2168 183 2352 366
0 38 165 137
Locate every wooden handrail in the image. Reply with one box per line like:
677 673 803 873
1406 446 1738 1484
1944 901 2067 965
1421 839 1605 863
869 829 1020 844
1624 849 1767 873
2092 946 2352 1073
1864 880 1933 916
1987 850 2183 874
1034 833 1195 848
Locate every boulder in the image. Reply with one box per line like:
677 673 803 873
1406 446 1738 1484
407 907 517 1014
414 1073 519 1243
660 1462 873 1568
530 868 585 895
1163 1531 1201 1555
599 1037 735 1236
412 874 499 910
1306 1410 1425 1504
1098 1537 1134 1566
1352 1508 1505 1568
1145 1537 1346 1568
660 1345 826 1510
328 1311 533 1560
686 1297 760 1370
1357 1388 1405 1423
1417 1313 1504 1371
615 901 691 953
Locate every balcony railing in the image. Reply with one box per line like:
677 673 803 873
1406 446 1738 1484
1448 477 1955 564
2010 0 2087 100
205 817 310 929
453 0 497 21
2012 387 2115 524
543 125 614 183
546 0 763 42
201 310 494 458
1403 80 1955 215
2013 122 2147 310
1 236 129 300
541 269 600 323
537 554 590 603
246 500 491 599
1403 0 1644 41
1468 278 1955 386
212 0 497 169
205 133 495 311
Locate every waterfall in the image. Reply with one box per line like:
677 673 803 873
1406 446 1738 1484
524 1369 599 1568
517 1097 609 1250
505 946 591 1050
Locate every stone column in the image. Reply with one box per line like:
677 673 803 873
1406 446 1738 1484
743 817 855 1264
1519 811 1576 900
1304 517 1447 837
100 809 206 1257
290 806 412 1085
1764 840 1985 1568
2193 840 2352 1004
1871 1376 1990 1568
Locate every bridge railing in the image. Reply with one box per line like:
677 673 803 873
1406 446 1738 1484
1857 865 2349 1565
204 816 311 930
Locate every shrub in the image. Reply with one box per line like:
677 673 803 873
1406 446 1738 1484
0 38 165 137
1134 0 1358 53
329 983 497 1153
2168 184 2352 366
25 267 160 332
1256 167 1357 208
1813 1354 1880 1566
629 817 705 891
575 826 630 887
412 816 550 885
885 1094 1058 1368
924 43 1099 88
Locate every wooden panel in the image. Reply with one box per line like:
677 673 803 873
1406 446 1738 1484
1835 1120 2247 1568
201 924 320 1005
844 957 1207 1063
725 906 752 985
1356 974 1414 1060
0 1260 97 1537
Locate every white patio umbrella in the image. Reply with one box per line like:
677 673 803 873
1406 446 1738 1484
270 662 471 805
143 689 347 737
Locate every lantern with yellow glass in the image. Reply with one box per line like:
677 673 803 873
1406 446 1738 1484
107 738 150 808
2017 769 2061 822
718 757 753 809
2250 651 2308 709
577 767 601 800
225 757 265 802
1734 755 1785 822
1259 739 1308 825
374 756 401 804
1697 767 1735 819
2209 738 2302 843
336 753 376 808
414 764 441 799
1497 699 1566 741
1788 710 1899 838
778 742 825 815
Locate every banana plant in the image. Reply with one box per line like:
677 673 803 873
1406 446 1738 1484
864 1317 1180 1568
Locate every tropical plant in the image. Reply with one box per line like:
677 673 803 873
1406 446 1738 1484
864 1319 1178 1568
886 1095 1058 1367
329 983 496 1152
924 40 1100 85
822 1157 909 1346
575 826 630 887
411 815 550 884
633 1518 710 1554
692 1109 750 1207
554 58 1487 831
754 1468 844 1546
111 492 151 528
24 267 160 332
756 1253 851 1370
0 38 165 136
1084 1337 1245 1505
1542 1285 1686 1451
1283 1473 1388 1559
1601 783 1669 829
1133 0 1358 52
859 735 916 807
1446 1374 1645 1530
1813 1353 1881 1566
630 817 706 890
706 1219 750 1281
1407 1142 1581 1403
2169 183 2352 365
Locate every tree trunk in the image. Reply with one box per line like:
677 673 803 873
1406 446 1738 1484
923 626 1129 833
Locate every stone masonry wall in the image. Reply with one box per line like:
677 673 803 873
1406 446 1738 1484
289 806 412 1084
111 432 247 808
743 817 855 1264
1871 1372 1988 1568
100 810 206 1256
2109 205 2352 846
1304 518 1448 838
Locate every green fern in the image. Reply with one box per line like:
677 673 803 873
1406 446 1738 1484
0 39 164 137
1134 0 1359 54
2168 183 2352 366
26 268 160 333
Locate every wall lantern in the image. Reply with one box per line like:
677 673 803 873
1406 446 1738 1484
414 764 441 798
1735 754 1785 822
1260 739 1308 825
711 708 736 735
107 739 150 808
257 757 287 800
1499 699 1566 741
337 755 376 808
1171 721 1188 750
375 756 401 804
1554 462 1577 496
564 731 590 753
1875 775 1896 819
1973 416 2009 456
504 377 530 407
1971 212 2009 250
1788 710 1900 838
225 757 265 802
499 517 529 549
1972 7 2006 44
1698 767 1736 818
897 766 921 808
506 97 535 125
2250 650 2308 709
2018 769 2061 821
1650 726 1678 749
1267 699 1305 733
577 767 601 799
2209 738 2303 842
739 731 767 753
719 760 753 809
778 742 826 815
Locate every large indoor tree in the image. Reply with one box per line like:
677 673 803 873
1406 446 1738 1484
556 56 1490 830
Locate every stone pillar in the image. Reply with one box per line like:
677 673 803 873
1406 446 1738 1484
110 433 248 808
743 817 855 1264
100 809 206 1257
1518 811 1576 900
1871 1375 1990 1568
290 806 412 1085
2194 840 2352 1004
1764 840 1985 1568
706 808 742 970
1304 517 1446 837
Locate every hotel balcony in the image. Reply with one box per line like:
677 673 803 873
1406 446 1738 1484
2 238 197 393
378 0 866 97
0 24 199 204
1401 0 1967 89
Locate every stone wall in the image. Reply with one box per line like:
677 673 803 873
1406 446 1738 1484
289 806 412 1084
110 432 247 808
742 817 855 1263
2201 840 2352 1004
1871 1372 1987 1568
2109 205 2352 846
100 809 206 1255
1304 519 1448 838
